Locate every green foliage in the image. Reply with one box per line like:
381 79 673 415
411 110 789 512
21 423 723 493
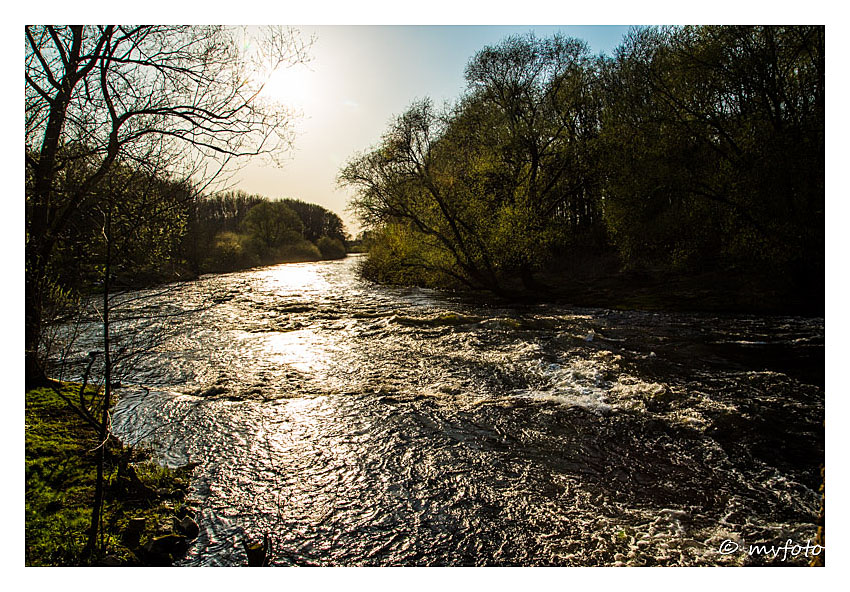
25 385 96 564
33 158 194 296
341 34 606 292
357 222 469 288
191 197 352 271
274 239 323 262
280 198 347 243
316 236 347 259
601 26 823 276
343 27 823 303
204 231 260 272
241 200 304 249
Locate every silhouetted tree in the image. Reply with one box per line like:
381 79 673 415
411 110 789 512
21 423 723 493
341 34 605 292
281 198 347 243
26 25 310 383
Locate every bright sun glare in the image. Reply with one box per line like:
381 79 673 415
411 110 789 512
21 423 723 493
259 64 315 111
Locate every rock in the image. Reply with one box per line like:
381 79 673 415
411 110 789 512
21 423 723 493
115 464 155 498
144 533 188 558
643 384 677 412
176 516 200 539
199 385 228 397
176 504 193 519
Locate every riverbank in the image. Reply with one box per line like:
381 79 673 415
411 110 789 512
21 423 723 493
534 266 824 317
25 383 199 566
447 251 823 317
116 251 351 292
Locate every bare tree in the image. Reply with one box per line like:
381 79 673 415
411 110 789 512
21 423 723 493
44 220 216 561
26 25 311 383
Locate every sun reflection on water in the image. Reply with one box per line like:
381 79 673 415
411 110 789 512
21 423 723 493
259 329 332 373
255 263 330 296
100 257 823 566
247 264 341 376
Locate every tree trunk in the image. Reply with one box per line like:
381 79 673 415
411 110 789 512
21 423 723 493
84 208 112 561
25 238 55 387
25 272 46 387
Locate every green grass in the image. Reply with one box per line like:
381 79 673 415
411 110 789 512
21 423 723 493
25 383 195 566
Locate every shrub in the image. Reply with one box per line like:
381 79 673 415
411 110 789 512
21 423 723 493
204 231 259 272
274 240 322 262
316 236 346 260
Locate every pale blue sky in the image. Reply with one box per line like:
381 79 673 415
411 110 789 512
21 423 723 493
234 25 633 233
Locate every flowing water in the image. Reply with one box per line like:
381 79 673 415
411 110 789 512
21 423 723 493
52 256 824 566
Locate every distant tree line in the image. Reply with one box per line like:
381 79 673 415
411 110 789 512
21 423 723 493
340 26 824 302
185 191 348 274
38 178 349 298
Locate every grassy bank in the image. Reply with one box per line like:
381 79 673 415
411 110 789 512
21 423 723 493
25 383 198 566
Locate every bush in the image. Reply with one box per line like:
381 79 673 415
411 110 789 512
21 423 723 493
358 223 462 288
316 236 346 260
274 240 322 262
204 231 259 272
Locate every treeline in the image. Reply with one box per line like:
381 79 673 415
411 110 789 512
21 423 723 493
185 192 347 274
340 26 824 308
38 163 348 303
27 143 347 386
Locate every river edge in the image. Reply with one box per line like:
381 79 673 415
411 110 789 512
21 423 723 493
113 250 824 320
116 251 350 292
374 270 824 319
24 382 200 566
531 265 824 317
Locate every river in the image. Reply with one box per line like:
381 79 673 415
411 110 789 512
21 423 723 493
51 256 825 566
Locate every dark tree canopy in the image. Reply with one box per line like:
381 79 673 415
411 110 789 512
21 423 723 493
341 26 823 307
601 25 824 273
281 198 347 244
341 33 606 292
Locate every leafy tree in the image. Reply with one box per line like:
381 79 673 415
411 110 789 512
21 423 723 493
241 200 303 249
600 26 824 276
342 34 606 292
205 231 260 272
316 236 346 260
281 198 347 243
183 191 268 272
341 99 504 291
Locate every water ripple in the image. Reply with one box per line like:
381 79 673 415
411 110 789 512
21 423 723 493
53 257 823 566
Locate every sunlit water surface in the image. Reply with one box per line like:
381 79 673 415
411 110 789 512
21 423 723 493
51 256 824 566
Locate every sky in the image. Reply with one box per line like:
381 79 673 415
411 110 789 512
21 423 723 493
233 25 633 235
